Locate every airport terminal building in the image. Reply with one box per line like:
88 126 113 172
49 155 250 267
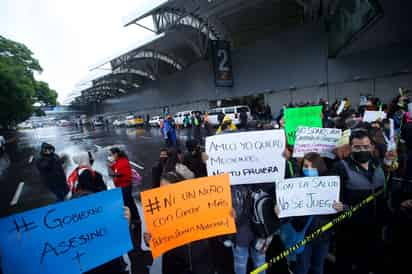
72 0 412 118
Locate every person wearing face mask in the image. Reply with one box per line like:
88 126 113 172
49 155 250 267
108 147 140 221
334 130 397 274
278 153 343 274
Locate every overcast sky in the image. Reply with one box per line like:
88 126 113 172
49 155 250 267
0 0 154 104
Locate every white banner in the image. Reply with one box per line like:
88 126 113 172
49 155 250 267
293 127 342 159
363 111 387 122
206 130 286 185
276 176 340 218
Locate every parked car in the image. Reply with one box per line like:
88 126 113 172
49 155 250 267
208 105 252 126
18 121 34 129
126 115 145 127
113 118 127 127
93 116 105 127
149 116 162 127
57 120 71 127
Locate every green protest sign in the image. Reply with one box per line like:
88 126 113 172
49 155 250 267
284 105 323 145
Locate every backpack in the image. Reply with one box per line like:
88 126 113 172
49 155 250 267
250 189 281 238
230 186 253 229
67 166 107 193
131 168 142 186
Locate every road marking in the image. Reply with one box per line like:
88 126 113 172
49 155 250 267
10 182 25 206
130 161 144 170
140 136 151 140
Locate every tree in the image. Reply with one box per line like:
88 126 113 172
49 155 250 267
0 35 58 128
34 80 58 107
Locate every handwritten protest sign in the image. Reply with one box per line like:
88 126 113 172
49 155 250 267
293 127 342 159
284 106 323 145
205 130 285 185
363 110 387 122
276 176 340 218
0 189 132 274
141 174 236 258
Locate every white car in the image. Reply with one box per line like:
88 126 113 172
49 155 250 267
93 116 105 127
18 122 34 129
113 119 127 127
93 120 104 127
208 105 252 126
149 116 161 127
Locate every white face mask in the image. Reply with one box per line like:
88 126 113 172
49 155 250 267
107 156 115 162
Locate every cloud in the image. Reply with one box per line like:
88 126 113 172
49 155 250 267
0 0 153 104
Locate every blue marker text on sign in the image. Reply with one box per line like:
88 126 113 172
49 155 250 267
0 188 132 274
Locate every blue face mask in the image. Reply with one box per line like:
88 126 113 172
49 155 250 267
302 168 319 177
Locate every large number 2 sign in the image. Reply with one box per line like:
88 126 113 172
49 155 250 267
218 49 230 72
212 40 233 87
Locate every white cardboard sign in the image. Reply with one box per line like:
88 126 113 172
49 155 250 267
276 176 340 218
206 130 286 185
363 111 387 122
293 127 342 159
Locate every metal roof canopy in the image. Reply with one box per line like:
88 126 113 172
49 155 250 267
123 0 313 48
123 0 169 27
110 27 209 79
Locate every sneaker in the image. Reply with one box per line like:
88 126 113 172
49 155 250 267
64 191 72 200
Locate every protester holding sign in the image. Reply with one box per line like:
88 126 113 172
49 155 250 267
71 175 129 274
293 127 342 159
205 129 285 185
0 188 133 274
284 105 323 145
334 130 396 274
277 153 343 274
142 173 234 274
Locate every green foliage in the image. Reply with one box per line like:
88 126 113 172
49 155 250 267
0 35 58 128
34 108 46 117
35 80 58 106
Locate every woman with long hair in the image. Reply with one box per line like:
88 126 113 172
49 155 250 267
108 147 139 221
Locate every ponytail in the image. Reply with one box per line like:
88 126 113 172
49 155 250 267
110 147 128 159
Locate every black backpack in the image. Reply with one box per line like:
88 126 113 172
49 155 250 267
250 189 281 238
76 168 107 193
92 171 107 192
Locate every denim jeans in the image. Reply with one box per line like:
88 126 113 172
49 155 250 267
295 238 330 274
233 243 266 274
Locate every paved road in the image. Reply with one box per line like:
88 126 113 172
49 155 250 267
0 125 197 273
0 125 195 216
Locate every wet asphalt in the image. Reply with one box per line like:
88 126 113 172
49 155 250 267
0 125 191 217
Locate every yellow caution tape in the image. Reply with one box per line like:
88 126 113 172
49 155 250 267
250 189 384 274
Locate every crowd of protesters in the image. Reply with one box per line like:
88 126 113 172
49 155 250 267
5 91 409 274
